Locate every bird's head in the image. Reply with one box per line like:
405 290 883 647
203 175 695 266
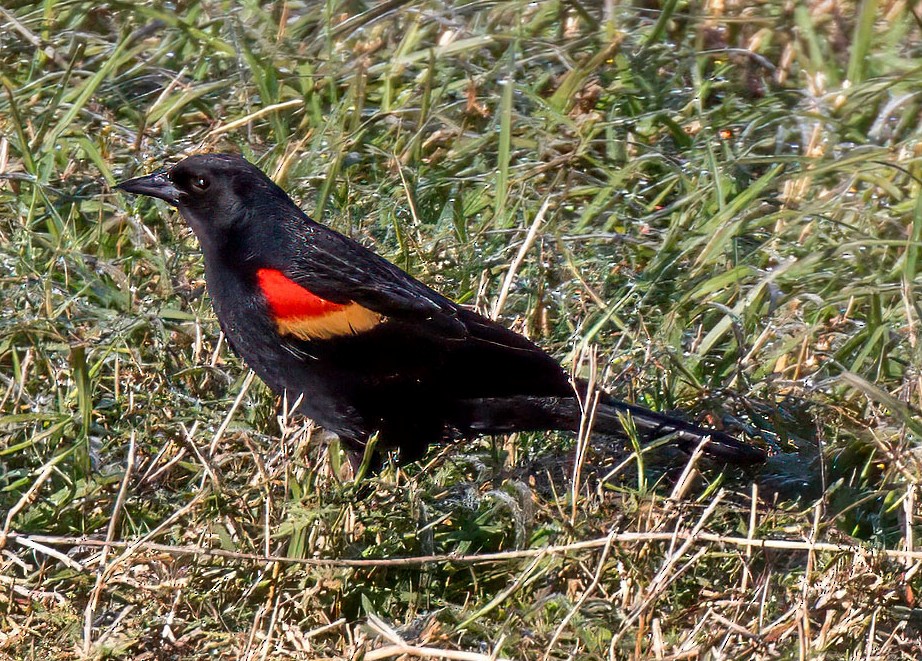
117 153 292 252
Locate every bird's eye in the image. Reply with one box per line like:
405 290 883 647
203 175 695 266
190 176 210 193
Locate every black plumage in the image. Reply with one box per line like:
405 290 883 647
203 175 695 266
117 153 765 466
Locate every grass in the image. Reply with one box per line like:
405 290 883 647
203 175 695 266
1 0 922 658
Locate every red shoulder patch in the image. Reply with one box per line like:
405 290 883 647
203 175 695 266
257 268 345 319
256 268 383 340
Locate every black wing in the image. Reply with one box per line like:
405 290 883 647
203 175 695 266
266 206 566 374
280 213 470 337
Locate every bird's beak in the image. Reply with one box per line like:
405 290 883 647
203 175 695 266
116 169 183 206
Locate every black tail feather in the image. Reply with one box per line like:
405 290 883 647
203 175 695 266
590 392 766 465
453 390 766 466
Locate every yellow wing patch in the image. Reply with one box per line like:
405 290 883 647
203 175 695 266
274 303 384 340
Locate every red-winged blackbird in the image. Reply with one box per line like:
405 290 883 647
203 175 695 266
117 154 765 466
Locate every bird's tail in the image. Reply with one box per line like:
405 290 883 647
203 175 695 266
455 387 765 466
588 390 766 465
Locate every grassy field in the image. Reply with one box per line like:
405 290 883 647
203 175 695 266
2 1 922 658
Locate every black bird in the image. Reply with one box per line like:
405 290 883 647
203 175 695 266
117 154 765 467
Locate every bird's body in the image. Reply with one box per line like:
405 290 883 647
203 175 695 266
118 153 765 465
